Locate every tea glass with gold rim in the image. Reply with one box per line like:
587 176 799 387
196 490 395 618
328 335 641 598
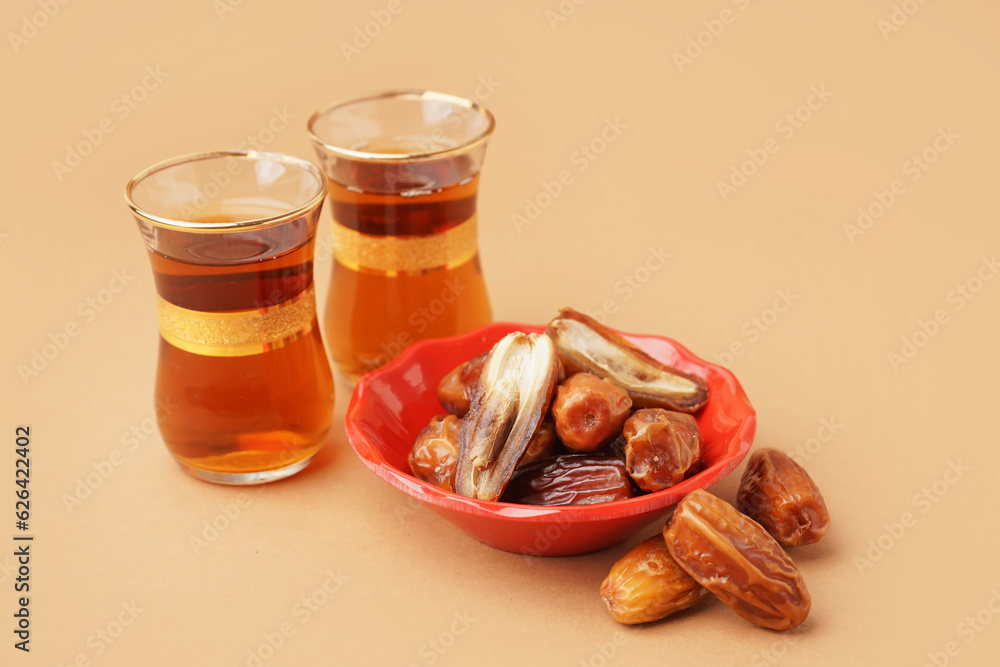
125 150 334 484
308 90 495 384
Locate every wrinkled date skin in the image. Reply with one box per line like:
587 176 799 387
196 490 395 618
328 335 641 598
600 535 708 625
519 417 560 467
663 489 811 630
437 352 488 417
408 414 462 492
737 448 830 546
545 308 709 413
501 453 635 505
623 409 702 492
552 372 632 453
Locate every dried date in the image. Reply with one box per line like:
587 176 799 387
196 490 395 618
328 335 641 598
408 414 462 492
545 308 708 413
551 372 632 453
455 333 561 501
437 352 487 417
519 416 560 467
600 534 708 624
737 448 829 546
501 453 634 505
623 409 701 492
663 489 811 630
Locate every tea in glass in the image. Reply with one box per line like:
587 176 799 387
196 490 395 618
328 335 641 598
308 91 495 383
126 151 334 484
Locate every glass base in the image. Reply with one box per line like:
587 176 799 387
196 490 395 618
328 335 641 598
177 452 317 485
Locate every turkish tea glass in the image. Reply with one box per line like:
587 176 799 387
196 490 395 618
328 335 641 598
308 90 495 384
126 150 334 484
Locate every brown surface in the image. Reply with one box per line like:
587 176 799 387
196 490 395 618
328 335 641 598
4 1 999 665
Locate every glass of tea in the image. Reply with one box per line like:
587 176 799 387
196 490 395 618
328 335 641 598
308 90 495 384
125 150 335 484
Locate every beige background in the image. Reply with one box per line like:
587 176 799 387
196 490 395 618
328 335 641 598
3 0 999 665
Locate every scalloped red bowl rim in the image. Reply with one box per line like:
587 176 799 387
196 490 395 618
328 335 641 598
345 322 757 525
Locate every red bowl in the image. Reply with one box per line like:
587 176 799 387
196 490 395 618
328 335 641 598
345 322 756 556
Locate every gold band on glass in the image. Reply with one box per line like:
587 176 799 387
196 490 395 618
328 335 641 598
157 286 316 357
332 215 478 275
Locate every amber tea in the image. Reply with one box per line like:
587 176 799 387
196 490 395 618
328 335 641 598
309 91 497 383
127 151 333 484
325 156 491 382
150 224 333 480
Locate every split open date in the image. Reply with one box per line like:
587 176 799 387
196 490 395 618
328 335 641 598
409 308 708 504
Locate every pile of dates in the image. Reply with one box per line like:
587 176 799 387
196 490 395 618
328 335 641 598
407 308 711 504
407 308 831 631
600 449 830 630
